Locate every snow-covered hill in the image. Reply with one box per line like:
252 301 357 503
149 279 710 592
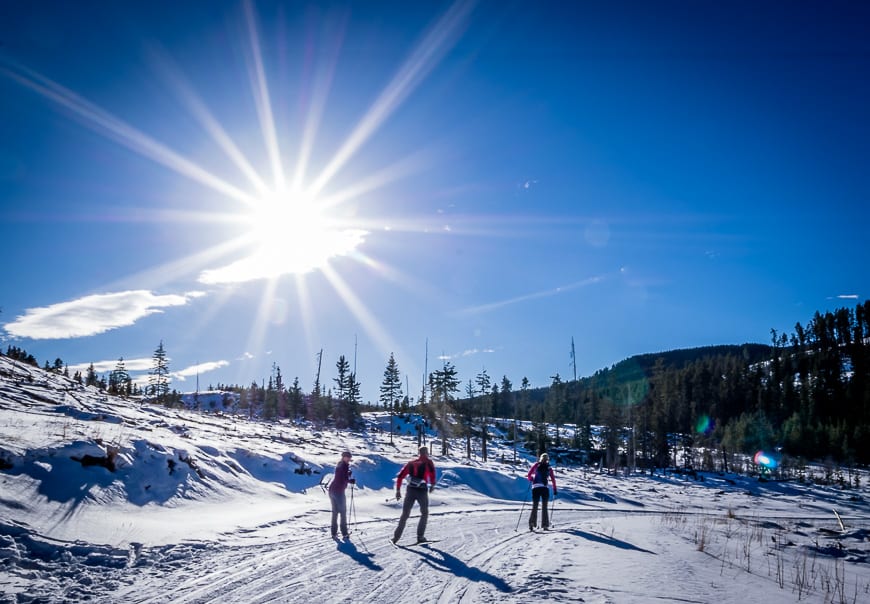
2 355 869 603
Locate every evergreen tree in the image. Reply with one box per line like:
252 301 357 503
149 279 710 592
475 369 492 461
497 375 513 419
333 355 351 427
274 364 287 418
85 363 98 387
245 381 261 419
109 357 130 396
546 373 566 446
149 341 171 404
263 374 278 420
515 377 529 463
429 361 460 455
288 377 304 419
346 371 362 426
379 353 403 445
461 379 476 458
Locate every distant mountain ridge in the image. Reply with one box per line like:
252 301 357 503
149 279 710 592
522 343 772 401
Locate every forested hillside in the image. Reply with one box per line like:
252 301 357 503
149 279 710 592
508 302 870 466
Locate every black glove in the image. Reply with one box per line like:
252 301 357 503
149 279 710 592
349 478 356 484
395 489 402 501
428 485 435 493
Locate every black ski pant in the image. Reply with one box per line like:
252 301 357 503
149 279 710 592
393 486 429 542
529 486 550 529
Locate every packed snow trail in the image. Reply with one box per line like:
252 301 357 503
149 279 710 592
113 508 589 604
101 505 809 604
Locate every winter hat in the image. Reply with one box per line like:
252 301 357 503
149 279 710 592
341 451 352 459
418 446 429 456
539 453 549 463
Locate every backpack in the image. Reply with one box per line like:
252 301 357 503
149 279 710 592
408 459 428 488
535 462 550 485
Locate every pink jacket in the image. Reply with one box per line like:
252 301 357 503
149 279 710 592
527 462 557 493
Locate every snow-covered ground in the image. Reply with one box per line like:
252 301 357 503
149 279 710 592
2 355 869 603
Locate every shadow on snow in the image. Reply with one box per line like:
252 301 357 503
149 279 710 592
335 539 382 571
563 528 656 555
401 543 512 593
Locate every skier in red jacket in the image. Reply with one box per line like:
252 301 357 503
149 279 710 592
391 446 436 544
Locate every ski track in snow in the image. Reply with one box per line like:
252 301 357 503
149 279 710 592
60 507 794 604
110 509 594 604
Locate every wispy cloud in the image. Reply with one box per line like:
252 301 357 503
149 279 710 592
3 290 203 339
172 360 230 381
836 294 859 300
461 347 495 357
437 348 496 362
456 276 604 316
67 357 155 374
67 358 229 388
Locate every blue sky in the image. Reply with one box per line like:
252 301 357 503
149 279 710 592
1 0 867 402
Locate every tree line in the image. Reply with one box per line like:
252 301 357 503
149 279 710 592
4 301 868 465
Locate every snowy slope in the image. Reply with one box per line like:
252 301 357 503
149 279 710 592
1 355 869 603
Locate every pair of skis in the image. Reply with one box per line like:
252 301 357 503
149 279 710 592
390 538 440 548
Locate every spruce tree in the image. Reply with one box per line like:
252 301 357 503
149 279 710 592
149 341 170 404
475 369 492 461
109 357 130 396
429 361 460 455
379 353 403 445
334 355 351 427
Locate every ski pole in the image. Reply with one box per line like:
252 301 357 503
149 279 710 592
319 474 332 493
348 483 371 551
549 491 556 528
515 483 531 531
350 483 356 530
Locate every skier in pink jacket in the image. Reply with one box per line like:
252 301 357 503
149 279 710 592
527 452 557 530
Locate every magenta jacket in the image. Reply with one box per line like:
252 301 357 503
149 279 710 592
527 462 557 493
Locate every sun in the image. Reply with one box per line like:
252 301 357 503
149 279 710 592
198 190 367 284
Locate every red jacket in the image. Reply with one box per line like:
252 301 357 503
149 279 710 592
396 456 436 489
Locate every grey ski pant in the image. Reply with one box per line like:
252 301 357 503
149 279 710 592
393 486 429 541
329 491 348 537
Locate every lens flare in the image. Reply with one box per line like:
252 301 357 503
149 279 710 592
753 451 777 469
695 415 713 435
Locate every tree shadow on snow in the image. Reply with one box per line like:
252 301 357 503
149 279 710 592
335 539 382 571
564 528 656 555
403 544 512 593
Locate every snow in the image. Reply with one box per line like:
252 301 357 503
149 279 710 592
1 355 869 603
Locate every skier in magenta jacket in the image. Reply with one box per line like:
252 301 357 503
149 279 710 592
527 452 557 530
